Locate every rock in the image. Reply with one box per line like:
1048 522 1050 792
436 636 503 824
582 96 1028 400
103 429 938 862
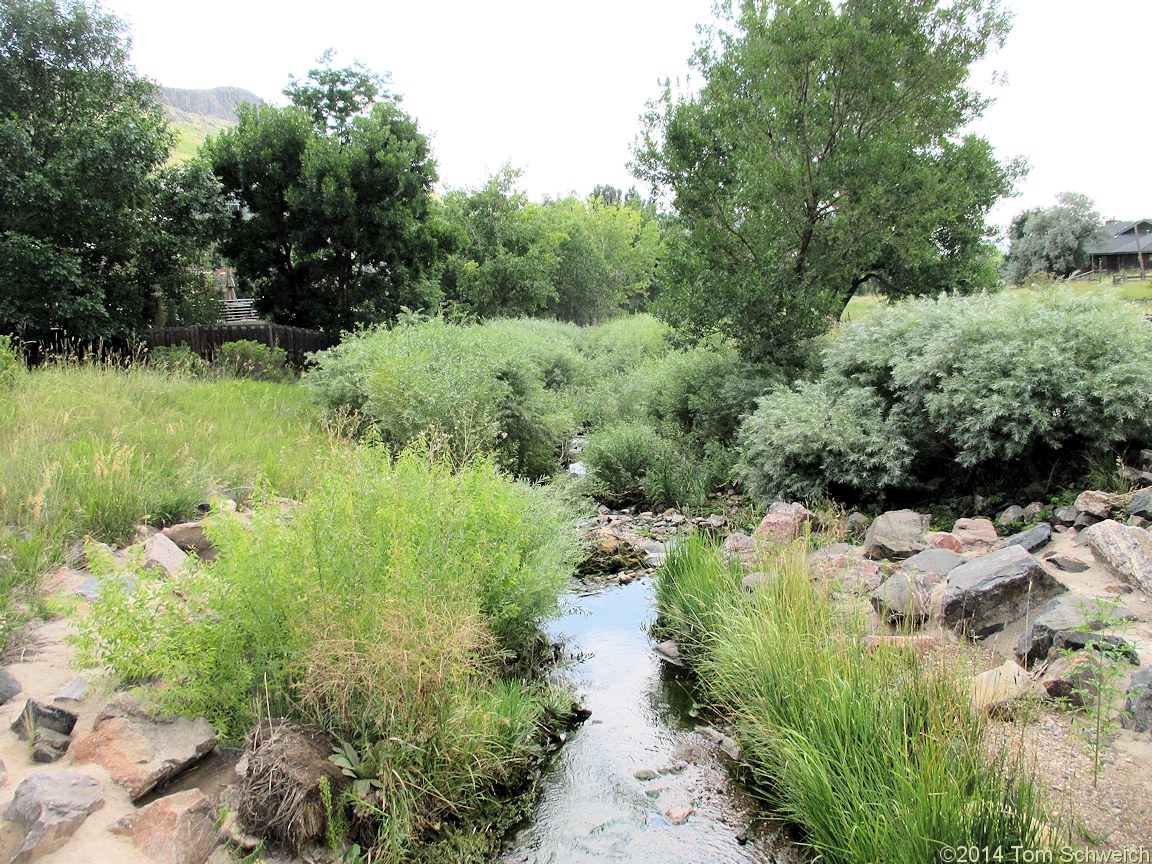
753 502 814 544
869 571 941 624
3 771 104 863
741 572 773 593
972 660 1030 715
1041 655 1105 707
1128 489 1152 519
721 532 758 568
52 676 90 704
941 546 1067 638
1075 490 1127 519
633 769 658 781
1073 512 1103 531
1022 502 1047 523
1083 520 1152 593
837 560 884 595
995 522 1052 553
951 518 999 553
162 522 217 561
578 528 647 576
236 719 349 853
31 729 71 764
1131 515 1151 529
996 505 1025 528
1045 554 1090 573
845 512 870 541
1121 667 1152 733
653 640 684 667
1051 506 1079 527
74 572 136 600
1054 629 1139 664
702 514 727 532
665 807 693 825
863 510 929 561
926 531 965 554
112 789 220 864
903 548 966 577
0 667 22 705
1014 597 1138 667
10 700 78 740
136 532 188 576
70 694 217 800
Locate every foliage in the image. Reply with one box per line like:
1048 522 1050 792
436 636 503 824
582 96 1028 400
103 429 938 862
77 447 580 857
655 536 1052 862
205 59 442 332
0 0 226 341
1006 192 1107 283
737 290 1152 503
0 336 22 391
635 0 1018 366
214 340 294 383
305 318 572 479
146 344 208 376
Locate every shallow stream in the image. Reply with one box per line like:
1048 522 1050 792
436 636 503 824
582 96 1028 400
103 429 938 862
499 578 800 864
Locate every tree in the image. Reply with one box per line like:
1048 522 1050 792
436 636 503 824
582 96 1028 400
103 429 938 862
0 0 216 341
635 0 1019 366
1005 192 1105 283
205 55 442 332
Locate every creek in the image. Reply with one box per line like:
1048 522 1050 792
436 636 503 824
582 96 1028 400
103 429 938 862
498 578 801 864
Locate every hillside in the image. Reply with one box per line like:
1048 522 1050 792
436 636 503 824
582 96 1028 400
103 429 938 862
159 86 263 162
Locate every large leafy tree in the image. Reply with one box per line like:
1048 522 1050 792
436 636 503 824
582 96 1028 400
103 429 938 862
1005 192 1105 283
0 0 217 341
205 55 442 332
635 0 1019 366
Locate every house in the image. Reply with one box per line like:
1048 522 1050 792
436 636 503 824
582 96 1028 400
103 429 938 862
1086 219 1151 272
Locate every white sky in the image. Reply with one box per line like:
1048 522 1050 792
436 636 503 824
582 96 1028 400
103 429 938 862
104 0 1150 231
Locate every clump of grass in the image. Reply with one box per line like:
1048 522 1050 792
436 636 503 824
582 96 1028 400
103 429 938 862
77 445 581 859
656 536 1053 862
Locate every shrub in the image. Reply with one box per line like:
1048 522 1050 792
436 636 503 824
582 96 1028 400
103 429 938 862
738 290 1152 503
214 339 295 383
146 344 207 376
0 336 22 391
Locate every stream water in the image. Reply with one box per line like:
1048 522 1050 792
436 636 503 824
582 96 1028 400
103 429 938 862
499 578 801 864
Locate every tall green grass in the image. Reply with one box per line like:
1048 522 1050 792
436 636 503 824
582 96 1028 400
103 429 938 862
0 362 341 629
656 536 1053 862
78 445 581 859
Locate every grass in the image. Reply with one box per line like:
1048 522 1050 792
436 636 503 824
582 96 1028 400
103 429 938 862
0 361 344 633
655 536 1055 863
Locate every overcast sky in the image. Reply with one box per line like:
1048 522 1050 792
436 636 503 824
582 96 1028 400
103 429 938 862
104 0 1150 232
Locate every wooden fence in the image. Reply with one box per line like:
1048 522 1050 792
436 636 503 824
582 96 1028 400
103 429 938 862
138 323 339 369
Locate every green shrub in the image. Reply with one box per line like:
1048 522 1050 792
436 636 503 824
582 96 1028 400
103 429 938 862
214 339 295 383
656 538 1053 863
738 290 1152 503
78 447 580 858
146 344 207 376
0 336 22 391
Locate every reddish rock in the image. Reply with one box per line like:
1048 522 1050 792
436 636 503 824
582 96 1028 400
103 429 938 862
837 560 884 595
927 531 965 553
665 806 693 825
753 502 814 544
1074 490 1126 519
71 695 216 801
951 518 999 553
112 789 220 864
721 532 758 568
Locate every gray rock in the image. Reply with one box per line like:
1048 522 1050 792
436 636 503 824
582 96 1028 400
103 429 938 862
845 512 870 541
653 640 684 667
132 532 188 576
1014 597 1138 667
996 505 1025 527
903 548 966 577
31 728 71 764
1128 488 1152 519
1083 520 1152 593
1131 515 1152 529
1022 502 1047 523
52 676 90 704
941 546 1067 638
1051 506 1079 527
1122 667 1152 733
995 522 1052 553
1073 512 1103 531
0 667 22 704
1141 450 1152 470
74 572 136 600
3 771 105 863
1054 629 1139 665
1045 554 1090 573
863 510 929 561
11 700 78 740
869 571 942 624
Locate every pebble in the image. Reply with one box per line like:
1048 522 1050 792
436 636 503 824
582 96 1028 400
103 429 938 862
665 807 693 825
633 769 658 781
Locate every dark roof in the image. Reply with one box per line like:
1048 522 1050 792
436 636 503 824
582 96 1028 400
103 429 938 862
1086 219 1152 256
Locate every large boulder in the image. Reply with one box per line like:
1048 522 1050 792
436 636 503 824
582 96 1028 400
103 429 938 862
112 789 220 864
1075 490 1127 519
941 546 1067 638
753 502 814 544
870 571 942 625
70 694 217 800
162 522 217 561
951 518 999 554
1014 597 1138 667
1128 488 1152 519
1083 520 1152 593
863 510 929 561
3 771 104 863
903 548 966 577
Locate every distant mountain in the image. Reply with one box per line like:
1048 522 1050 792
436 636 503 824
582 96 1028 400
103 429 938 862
158 86 263 163
160 86 263 123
